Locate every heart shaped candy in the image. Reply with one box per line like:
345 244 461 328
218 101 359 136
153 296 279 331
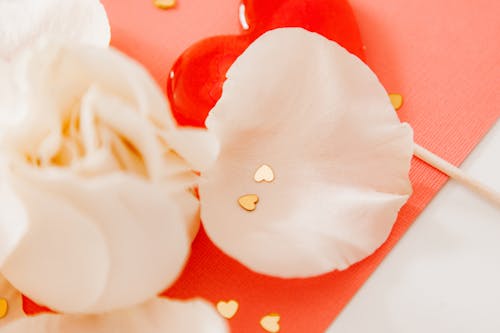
216 300 239 319
167 0 365 128
0 298 8 319
260 313 281 333
238 194 259 211
254 164 275 183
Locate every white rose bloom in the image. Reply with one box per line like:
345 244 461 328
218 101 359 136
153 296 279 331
0 1 226 330
0 42 216 314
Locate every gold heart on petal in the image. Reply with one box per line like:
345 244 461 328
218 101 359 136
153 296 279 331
254 164 275 183
0 298 8 319
216 300 239 319
389 93 403 110
260 313 280 333
153 0 176 9
238 194 259 211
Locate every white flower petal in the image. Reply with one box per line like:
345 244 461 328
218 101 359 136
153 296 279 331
162 128 220 172
1 164 111 312
0 0 110 60
1 298 228 333
0 171 28 267
1 164 194 313
0 60 18 131
0 275 24 327
0 43 206 313
200 28 414 277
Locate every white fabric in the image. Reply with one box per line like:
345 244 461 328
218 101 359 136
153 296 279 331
329 123 500 333
200 28 414 278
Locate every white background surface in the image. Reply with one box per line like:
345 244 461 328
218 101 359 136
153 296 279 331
328 121 500 332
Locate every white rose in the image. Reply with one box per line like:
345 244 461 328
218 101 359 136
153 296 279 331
0 41 215 314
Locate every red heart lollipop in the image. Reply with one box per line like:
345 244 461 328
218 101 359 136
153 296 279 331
167 0 364 127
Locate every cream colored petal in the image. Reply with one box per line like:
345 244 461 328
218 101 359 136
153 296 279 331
1 162 194 313
3 43 182 176
3 43 169 154
0 170 28 267
1 298 228 333
0 0 110 61
162 128 220 172
0 60 23 137
0 60 12 124
200 28 414 277
0 163 111 313
79 86 167 180
0 275 24 328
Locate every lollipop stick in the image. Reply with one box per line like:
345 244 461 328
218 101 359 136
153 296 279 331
414 143 500 206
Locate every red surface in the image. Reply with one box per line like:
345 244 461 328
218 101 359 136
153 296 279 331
23 0 500 332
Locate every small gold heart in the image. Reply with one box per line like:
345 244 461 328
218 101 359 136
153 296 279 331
216 300 239 319
153 0 176 9
0 298 8 319
238 194 259 212
260 313 280 333
254 164 275 183
389 93 403 110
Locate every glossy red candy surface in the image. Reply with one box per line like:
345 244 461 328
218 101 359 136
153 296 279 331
167 0 364 127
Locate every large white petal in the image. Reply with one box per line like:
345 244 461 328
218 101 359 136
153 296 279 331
162 128 221 172
0 0 110 60
0 168 28 267
200 28 414 277
1 298 228 333
0 163 110 313
0 275 24 327
0 161 193 313
0 60 13 125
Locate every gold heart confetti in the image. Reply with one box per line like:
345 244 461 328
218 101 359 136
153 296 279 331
238 194 259 211
260 313 281 333
153 0 176 10
254 164 275 183
389 93 403 110
0 298 8 319
216 300 239 319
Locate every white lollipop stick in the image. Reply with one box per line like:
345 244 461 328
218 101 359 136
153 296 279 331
414 143 500 206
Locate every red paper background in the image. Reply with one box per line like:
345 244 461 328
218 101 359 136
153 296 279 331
24 1 500 332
